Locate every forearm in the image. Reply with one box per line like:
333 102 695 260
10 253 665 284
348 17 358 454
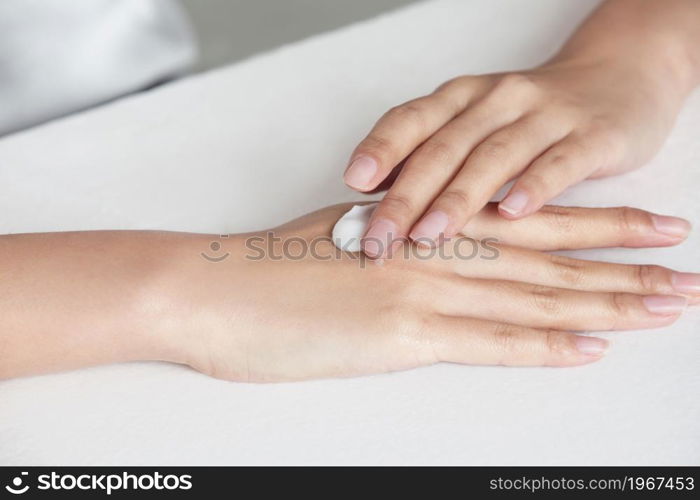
1 204 698 382
0 230 205 379
553 0 700 95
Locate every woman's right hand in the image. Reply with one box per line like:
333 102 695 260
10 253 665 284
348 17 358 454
164 203 697 382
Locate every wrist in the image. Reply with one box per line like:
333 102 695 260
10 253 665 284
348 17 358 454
149 232 253 372
544 48 691 110
550 30 698 100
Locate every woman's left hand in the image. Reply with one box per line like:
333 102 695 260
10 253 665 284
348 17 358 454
343 58 691 257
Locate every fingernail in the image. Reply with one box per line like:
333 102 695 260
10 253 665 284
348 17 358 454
362 218 397 258
344 156 377 190
409 210 449 246
651 215 691 238
499 190 529 216
671 272 700 293
642 295 688 315
574 336 609 355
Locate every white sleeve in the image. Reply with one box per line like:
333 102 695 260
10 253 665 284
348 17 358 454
0 0 197 135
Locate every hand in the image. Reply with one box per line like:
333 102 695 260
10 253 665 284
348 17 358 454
344 58 690 257
165 204 697 382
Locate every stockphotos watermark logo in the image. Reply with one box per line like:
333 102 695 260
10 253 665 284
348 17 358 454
4 472 29 495
3 471 192 496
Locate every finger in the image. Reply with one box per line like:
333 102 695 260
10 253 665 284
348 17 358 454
428 316 607 367
433 277 688 331
445 243 700 302
461 203 691 250
409 114 570 246
364 161 404 193
361 86 527 257
344 78 486 192
498 132 615 218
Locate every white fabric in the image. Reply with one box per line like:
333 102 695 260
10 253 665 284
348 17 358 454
0 0 196 136
1 0 699 465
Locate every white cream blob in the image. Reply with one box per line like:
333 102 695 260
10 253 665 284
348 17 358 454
331 203 378 252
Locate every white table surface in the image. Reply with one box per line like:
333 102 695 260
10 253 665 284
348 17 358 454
1 0 698 465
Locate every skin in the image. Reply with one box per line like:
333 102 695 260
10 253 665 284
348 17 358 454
1 203 698 382
344 0 700 257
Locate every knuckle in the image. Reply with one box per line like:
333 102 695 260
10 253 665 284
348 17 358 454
397 277 430 304
547 255 587 287
493 73 539 98
385 102 427 128
608 292 633 328
518 170 554 196
594 126 628 161
529 285 563 317
544 330 570 356
359 134 395 156
473 138 512 162
491 322 521 365
616 206 649 233
392 311 442 367
416 139 455 164
540 204 576 235
382 282 434 334
439 189 473 213
563 137 588 155
415 319 440 365
381 192 414 215
635 264 667 293
433 79 472 110
434 76 468 94
380 301 415 332
583 126 627 165
543 151 572 170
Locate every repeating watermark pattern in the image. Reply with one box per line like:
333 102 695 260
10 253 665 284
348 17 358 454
245 233 500 261
200 234 230 262
3 471 192 496
5 472 29 495
199 232 500 265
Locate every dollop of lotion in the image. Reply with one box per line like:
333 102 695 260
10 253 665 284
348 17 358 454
331 203 378 252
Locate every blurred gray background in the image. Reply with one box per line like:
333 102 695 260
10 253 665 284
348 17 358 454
180 0 420 71
0 0 421 135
